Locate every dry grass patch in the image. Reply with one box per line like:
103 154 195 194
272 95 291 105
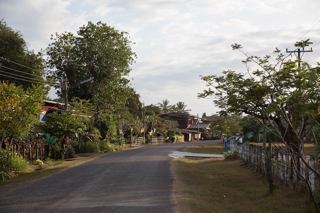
184 141 224 154
173 142 316 212
173 157 314 213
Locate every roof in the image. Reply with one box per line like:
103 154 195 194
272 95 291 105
160 112 195 118
187 123 210 129
179 129 199 134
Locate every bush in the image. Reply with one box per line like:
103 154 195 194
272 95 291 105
223 148 239 160
0 150 11 180
80 141 100 153
51 144 62 160
9 153 29 172
65 144 76 159
44 158 55 166
33 159 44 165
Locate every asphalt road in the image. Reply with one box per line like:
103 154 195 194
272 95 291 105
0 140 221 213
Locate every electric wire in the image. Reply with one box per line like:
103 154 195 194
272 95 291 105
0 68 44 82
0 65 43 78
0 56 44 74
286 19 320 49
0 69 44 84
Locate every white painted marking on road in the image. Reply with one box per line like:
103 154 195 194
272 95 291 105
169 151 224 158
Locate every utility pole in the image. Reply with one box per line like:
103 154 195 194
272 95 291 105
286 47 313 68
197 113 199 140
143 102 145 144
65 75 68 110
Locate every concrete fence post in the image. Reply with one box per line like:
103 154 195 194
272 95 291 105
285 152 290 187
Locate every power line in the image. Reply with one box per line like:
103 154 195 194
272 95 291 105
287 19 320 49
0 65 42 78
0 69 44 84
0 68 44 82
0 56 43 74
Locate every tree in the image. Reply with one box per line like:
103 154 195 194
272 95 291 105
126 88 142 119
172 101 191 113
0 20 46 90
0 81 45 148
158 99 173 113
240 115 263 142
199 40 320 208
40 111 86 157
46 21 136 103
208 115 242 140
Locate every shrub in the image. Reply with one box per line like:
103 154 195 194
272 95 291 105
34 159 44 165
51 144 62 160
44 158 55 166
80 141 100 153
9 153 29 172
0 150 11 180
223 148 239 160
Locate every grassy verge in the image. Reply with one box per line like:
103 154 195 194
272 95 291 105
173 142 315 213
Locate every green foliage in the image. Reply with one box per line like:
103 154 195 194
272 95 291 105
0 149 11 180
0 20 46 90
199 41 320 151
51 145 62 160
33 159 44 165
8 153 29 172
41 111 86 144
223 148 239 159
0 82 45 141
208 114 242 139
46 21 137 127
158 99 173 113
172 101 191 113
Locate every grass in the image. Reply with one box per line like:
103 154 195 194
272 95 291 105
172 142 316 213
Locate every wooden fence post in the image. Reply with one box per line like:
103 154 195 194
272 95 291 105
301 154 306 193
247 144 250 164
259 146 262 174
256 145 260 172
285 152 290 187
309 155 315 197
274 149 279 181
292 155 298 191
280 151 284 184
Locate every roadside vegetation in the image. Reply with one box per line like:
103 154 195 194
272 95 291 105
173 142 316 213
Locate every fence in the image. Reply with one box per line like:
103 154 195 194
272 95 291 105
131 137 145 145
10 140 50 163
151 136 164 144
230 140 316 195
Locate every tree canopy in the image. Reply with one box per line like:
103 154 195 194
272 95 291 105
198 40 320 152
0 20 45 90
46 21 136 103
0 81 45 146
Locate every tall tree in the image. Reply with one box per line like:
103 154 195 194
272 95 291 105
46 21 136 104
173 101 191 113
158 99 172 113
0 20 45 90
199 41 320 207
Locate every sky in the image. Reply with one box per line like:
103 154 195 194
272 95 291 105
1 0 320 117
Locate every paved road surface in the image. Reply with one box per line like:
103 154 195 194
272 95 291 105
0 140 221 213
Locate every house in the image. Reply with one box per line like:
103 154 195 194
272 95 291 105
38 100 66 123
160 113 202 141
160 112 196 129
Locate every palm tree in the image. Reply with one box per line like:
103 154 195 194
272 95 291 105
158 99 172 114
173 101 191 113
